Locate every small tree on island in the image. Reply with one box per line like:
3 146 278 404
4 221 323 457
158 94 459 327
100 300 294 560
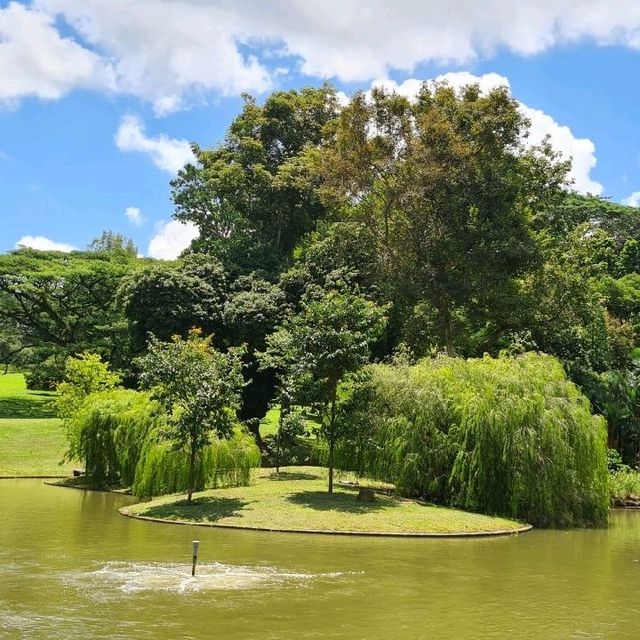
265 290 387 493
138 329 245 503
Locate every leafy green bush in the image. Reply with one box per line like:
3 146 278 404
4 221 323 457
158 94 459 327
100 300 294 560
66 388 261 494
609 468 640 504
65 389 160 488
133 427 261 498
335 353 609 527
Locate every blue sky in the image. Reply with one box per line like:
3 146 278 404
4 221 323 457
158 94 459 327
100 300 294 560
2 1 640 257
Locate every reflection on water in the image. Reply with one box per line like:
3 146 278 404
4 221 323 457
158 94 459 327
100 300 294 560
2 480 640 639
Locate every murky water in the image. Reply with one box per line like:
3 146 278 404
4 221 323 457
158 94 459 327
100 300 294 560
1 480 639 639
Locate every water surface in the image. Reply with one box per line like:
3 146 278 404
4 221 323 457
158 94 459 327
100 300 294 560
1 480 638 639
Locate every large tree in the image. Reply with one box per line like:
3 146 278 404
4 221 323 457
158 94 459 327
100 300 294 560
171 86 339 273
318 82 569 354
0 248 133 386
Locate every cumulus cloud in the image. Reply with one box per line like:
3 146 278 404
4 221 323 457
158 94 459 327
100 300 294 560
3 0 637 111
147 219 199 260
115 115 195 174
0 1 112 106
623 191 640 207
371 73 602 195
15 235 76 252
125 206 143 226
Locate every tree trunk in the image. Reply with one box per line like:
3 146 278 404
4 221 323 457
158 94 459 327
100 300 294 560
187 442 197 504
328 385 337 494
437 297 453 355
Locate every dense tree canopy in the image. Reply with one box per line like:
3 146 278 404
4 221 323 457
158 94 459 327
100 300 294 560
4 80 640 506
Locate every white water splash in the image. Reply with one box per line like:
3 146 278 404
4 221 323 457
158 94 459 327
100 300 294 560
65 561 355 596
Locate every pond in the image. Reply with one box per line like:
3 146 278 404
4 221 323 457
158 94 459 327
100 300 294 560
1 480 639 639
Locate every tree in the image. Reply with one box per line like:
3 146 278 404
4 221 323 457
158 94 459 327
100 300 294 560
318 82 568 354
264 290 386 492
138 329 245 503
0 248 133 387
88 231 138 257
55 352 121 422
171 86 339 273
118 253 228 352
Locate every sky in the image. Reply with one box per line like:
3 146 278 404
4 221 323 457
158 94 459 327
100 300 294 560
2 1 640 259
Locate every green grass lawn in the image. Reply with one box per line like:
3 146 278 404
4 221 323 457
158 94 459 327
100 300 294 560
0 373 73 477
259 406 322 437
127 466 526 535
0 373 56 418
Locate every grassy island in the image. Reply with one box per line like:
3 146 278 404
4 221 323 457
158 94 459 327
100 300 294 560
123 466 528 536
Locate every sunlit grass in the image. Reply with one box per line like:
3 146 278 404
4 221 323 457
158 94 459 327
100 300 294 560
0 373 73 476
129 466 525 534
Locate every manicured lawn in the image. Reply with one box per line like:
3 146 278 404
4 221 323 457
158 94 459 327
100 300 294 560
259 406 322 437
0 373 56 419
127 466 526 535
0 373 74 477
0 418 74 476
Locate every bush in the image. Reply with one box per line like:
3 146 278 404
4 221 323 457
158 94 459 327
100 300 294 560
65 389 160 489
132 427 261 498
609 468 640 504
336 353 609 527
66 388 261 495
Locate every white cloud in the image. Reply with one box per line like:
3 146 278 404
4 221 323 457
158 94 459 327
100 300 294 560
147 220 199 260
36 0 272 114
125 206 143 226
115 115 195 174
15 235 76 252
623 191 640 207
0 2 112 106
6 0 640 111
370 73 602 196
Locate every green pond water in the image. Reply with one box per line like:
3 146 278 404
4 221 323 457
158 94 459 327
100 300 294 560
1 480 639 639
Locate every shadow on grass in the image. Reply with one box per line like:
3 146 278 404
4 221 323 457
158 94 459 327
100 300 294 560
143 496 250 522
286 490 398 513
0 396 56 419
267 471 321 481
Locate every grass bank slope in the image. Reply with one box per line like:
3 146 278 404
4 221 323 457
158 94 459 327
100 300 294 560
126 466 527 536
0 373 73 477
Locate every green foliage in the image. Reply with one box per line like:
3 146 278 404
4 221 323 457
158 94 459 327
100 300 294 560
132 427 261 498
264 289 387 491
88 230 138 257
0 248 135 386
609 468 640 504
171 86 339 272
64 389 160 489
55 352 121 421
138 329 246 501
338 353 609 527
118 254 228 352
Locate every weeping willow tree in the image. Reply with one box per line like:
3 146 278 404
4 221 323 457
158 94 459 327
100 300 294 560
334 353 609 527
64 389 161 489
65 389 260 494
132 427 261 498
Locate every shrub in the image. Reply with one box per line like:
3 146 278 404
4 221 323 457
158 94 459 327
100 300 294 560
65 389 160 489
336 353 609 527
132 427 261 498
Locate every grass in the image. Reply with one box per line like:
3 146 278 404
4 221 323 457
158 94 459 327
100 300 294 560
259 406 322 438
127 466 526 534
0 373 74 477
0 373 56 418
